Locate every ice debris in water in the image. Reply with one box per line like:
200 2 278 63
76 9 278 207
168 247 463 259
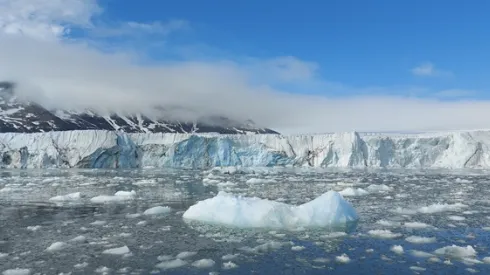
182 191 358 228
339 187 369 197
49 192 82 202
143 206 172 215
45 241 68 252
90 190 136 203
102 246 131 255
2 269 31 275
434 245 477 259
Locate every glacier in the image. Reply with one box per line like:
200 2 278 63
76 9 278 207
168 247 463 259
0 129 490 169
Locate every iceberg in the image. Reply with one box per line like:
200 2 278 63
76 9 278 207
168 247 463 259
182 191 359 229
1 129 490 169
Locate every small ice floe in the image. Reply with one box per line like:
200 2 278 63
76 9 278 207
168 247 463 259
434 245 477 259
368 230 402 239
335 254 351 263
46 241 68 252
448 215 466 221
74 262 89 269
125 213 141 219
0 253 7 258
2 269 31 275
102 246 130 255
95 266 111 274
339 187 369 197
157 255 173 261
90 220 107 226
223 261 238 269
222 254 239 260
418 203 467 214
291 245 306 251
245 178 276 184
405 236 436 244
366 184 393 192
391 245 404 254
156 259 187 270
176 251 197 259
191 259 215 268
49 192 82 202
410 250 434 258
90 190 136 203
404 221 432 229
26 225 41 231
240 241 284 254
182 191 358 229
143 206 171 215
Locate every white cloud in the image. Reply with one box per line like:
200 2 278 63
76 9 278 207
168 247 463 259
0 0 100 40
0 0 489 134
90 20 189 38
433 89 475 98
411 62 452 77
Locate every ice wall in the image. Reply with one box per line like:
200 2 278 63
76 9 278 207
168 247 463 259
1 130 490 169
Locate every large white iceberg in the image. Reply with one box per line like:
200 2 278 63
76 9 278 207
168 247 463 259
182 191 359 229
1 129 490 169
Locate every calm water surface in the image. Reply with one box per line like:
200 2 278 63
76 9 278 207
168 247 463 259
1 168 490 274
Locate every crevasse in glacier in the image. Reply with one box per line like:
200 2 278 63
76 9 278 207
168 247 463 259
1 130 490 169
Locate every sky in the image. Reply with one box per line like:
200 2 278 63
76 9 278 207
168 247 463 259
0 0 490 134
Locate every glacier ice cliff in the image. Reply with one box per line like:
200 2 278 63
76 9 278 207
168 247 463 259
1 130 490 169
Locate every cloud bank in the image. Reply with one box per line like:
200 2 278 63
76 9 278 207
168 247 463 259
0 0 489 134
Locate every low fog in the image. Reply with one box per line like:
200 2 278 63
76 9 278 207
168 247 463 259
1 34 490 134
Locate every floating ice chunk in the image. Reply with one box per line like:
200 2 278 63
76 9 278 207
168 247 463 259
418 203 467 214
157 255 173 261
321 232 348 238
191 259 215 268
246 178 276 184
404 221 431 229
143 206 172 215
0 253 7 258
26 225 41 231
222 254 239 260
391 245 404 254
483 257 490 264
90 190 136 203
182 191 358 229
434 245 477 259
223 261 238 269
291 245 305 251
46 241 68 252
410 266 426 271
49 192 82 202
411 250 434 258
448 215 466 221
366 184 392 192
102 246 130 255
2 269 31 275
90 220 106 226
335 254 351 263
368 230 402 239
405 236 436 244
240 241 284 254
339 187 369 197
176 251 197 259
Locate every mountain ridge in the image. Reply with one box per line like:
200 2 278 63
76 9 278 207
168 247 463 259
0 81 279 134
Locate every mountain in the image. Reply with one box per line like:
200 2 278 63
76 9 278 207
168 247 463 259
0 82 278 134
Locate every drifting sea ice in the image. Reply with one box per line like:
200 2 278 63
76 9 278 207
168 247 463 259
182 190 358 229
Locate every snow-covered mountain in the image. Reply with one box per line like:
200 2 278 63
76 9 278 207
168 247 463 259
2 129 490 169
0 82 278 134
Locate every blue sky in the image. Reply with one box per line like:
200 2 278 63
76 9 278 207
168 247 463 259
93 0 490 98
2 0 490 133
